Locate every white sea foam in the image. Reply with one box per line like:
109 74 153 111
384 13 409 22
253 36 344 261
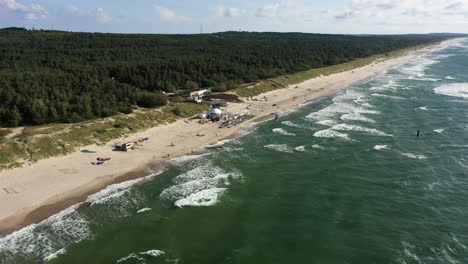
332 90 366 102
117 249 165 263
281 120 302 128
294 146 306 152
169 152 212 163
371 93 405 100
307 102 380 122
86 167 166 204
43 248 67 262
373 145 389 150
263 144 293 153
418 106 429 111
370 80 402 91
434 129 445 133
90 189 130 206
401 153 427 160
160 164 241 208
140 249 165 257
272 128 296 136
161 173 231 201
445 76 456 80
331 124 392 137
340 113 375 123
397 56 438 77
434 83 468 99
316 119 338 126
203 139 236 149
0 203 91 262
116 253 144 263
172 165 228 184
314 129 352 141
311 144 325 150
137 208 152 213
174 188 227 207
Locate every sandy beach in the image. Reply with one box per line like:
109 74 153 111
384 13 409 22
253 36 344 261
0 40 454 234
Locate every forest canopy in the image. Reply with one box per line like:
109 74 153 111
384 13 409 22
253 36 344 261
0 29 450 126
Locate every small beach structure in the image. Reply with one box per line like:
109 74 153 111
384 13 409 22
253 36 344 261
207 108 222 119
184 89 211 103
196 107 223 121
114 137 149 151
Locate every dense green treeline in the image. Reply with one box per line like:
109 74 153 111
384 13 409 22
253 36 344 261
0 29 449 126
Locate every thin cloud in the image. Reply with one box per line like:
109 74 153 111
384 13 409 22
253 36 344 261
0 0 48 20
154 5 190 22
96 7 113 23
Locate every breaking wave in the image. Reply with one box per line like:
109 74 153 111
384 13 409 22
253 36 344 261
263 144 293 153
434 83 468 99
401 153 427 160
373 145 389 151
330 124 392 137
272 128 296 136
159 163 241 207
313 129 352 141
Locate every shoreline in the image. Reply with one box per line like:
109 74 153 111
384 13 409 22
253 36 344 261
0 39 457 235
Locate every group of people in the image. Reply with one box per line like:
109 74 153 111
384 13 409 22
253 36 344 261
91 157 111 165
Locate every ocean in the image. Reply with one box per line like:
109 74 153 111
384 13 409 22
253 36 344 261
1 39 467 264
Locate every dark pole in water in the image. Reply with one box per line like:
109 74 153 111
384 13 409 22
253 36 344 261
417 130 420 138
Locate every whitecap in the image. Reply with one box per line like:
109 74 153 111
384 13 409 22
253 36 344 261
272 128 296 136
314 129 352 141
306 102 380 122
169 152 212 163
445 76 456 80
331 124 392 137
86 167 166 204
371 93 405 100
0 204 90 263
434 83 468 99
281 120 302 128
373 145 389 150
263 144 293 153
117 253 144 263
160 173 230 201
174 188 226 207
294 146 305 152
44 248 67 262
434 129 445 134
401 153 427 160
140 249 165 257
340 113 375 123
316 119 338 126
369 80 402 91
137 208 152 213
311 144 325 150
160 164 241 207
418 106 429 111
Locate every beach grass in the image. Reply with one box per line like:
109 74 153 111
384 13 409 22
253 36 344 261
0 107 180 171
170 102 211 118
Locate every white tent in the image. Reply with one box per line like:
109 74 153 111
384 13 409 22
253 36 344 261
207 108 222 117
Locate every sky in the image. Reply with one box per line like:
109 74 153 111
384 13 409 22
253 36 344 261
1 0 468 34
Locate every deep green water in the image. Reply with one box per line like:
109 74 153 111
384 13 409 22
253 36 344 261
1 39 468 264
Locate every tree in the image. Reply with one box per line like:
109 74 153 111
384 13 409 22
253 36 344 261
184 81 199 90
7 106 22 127
136 92 167 108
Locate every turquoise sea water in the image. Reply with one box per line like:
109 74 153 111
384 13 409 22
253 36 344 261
1 39 468 264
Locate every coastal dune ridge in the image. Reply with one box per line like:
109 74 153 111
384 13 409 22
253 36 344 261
0 38 459 235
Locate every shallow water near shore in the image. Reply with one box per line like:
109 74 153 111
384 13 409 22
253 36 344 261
1 39 468 264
